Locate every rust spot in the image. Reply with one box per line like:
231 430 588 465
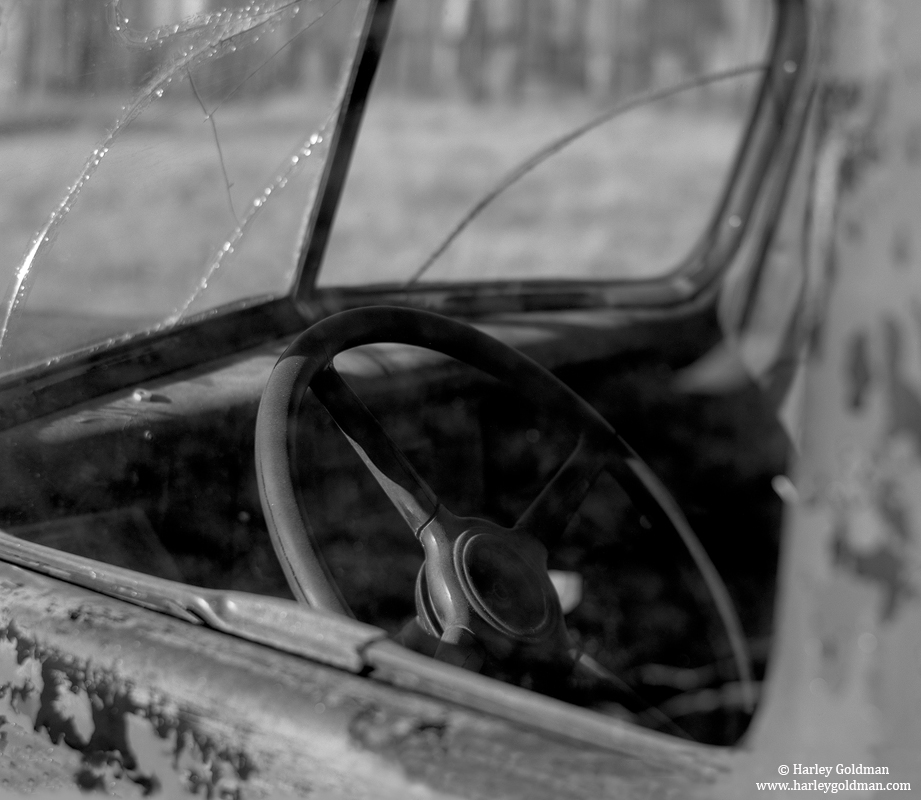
883 317 921 451
876 478 912 545
817 81 862 141
845 330 872 411
349 704 448 757
838 138 880 194
833 533 913 621
891 225 912 269
808 242 840 358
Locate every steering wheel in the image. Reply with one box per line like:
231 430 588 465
255 306 742 703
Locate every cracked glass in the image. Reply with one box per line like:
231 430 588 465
0 0 361 375
0 0 772 374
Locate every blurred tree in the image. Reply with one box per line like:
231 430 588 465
3 0 770 102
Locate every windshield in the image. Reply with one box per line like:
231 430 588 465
318 0 772 288
0 0 361 375
0 0 799 756
1 1 773 376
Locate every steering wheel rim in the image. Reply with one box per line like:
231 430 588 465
255 306 751 703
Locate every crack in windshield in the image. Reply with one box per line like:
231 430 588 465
403 61 768 287
0 0 346 365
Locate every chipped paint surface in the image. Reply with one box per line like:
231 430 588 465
742 1 921 790
0 568 369 800
0 561 735 800
0 622 255 797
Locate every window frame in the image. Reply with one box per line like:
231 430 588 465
0 0 810 431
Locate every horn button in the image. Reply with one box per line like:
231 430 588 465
458 531 553 639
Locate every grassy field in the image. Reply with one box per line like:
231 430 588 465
0 88 753 368
323 92 751 285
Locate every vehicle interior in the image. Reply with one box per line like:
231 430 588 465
0 0 809 768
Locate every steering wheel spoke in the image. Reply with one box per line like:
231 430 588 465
434 625 487 672
514 432 610 548
310 363 441 534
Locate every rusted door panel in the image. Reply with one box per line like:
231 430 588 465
1 561 736 799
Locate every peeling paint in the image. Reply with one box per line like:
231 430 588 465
883 316 921 452
825 436 917 622
349 704 449 756
822 313 921 622
745 0 921 785
838 140 880 193
816 81 863 142
816 73 888 201
0 621 256 797
834 527 913 621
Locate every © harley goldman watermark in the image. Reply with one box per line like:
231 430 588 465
755 764 910 794
778 764 892 777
